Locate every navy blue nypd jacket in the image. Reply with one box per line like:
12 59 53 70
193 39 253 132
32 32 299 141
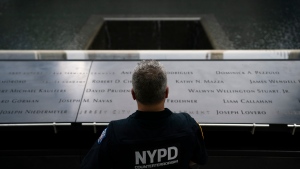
81 108 207 169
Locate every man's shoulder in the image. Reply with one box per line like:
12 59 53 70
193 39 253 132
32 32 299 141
108 118 130 128
169 111 199 131
171 111 195 122
107 114 136 131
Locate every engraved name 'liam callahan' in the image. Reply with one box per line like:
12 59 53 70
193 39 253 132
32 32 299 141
223 99 272 103
241 99 272 103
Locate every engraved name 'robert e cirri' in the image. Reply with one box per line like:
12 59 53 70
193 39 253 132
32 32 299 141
216 110 266 115
223 99 272 104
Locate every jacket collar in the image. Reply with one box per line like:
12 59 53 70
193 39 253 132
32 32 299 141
132 108 172 120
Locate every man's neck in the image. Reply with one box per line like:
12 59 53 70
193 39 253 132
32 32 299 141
137 101 165 112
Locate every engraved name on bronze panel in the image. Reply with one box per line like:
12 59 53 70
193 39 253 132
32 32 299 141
0 61 91 123
77 61 138 122
77 61 300 124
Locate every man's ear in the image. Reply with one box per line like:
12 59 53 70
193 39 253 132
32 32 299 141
131 89 136 100
165 86 169 98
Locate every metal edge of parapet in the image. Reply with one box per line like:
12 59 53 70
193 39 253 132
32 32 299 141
0 50 67 60
102 17 202 21
0 50 300 60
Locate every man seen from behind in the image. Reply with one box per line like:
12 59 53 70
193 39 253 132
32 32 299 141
81 60 207 169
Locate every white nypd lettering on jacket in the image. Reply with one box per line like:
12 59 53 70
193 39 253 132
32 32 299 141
135 146 178 165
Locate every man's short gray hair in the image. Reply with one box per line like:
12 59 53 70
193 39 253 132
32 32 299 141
132 60 167 105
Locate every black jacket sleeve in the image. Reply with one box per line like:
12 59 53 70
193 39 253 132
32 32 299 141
80 128 111 169
189 116 208 165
